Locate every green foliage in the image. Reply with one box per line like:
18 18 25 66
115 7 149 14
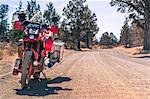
110 0 145 26
0 4 9 39
100 32 118 47
110 0 150 50
9 29 24 41
120 18 144 47
18 0 22 11
43 2 60 25
121 18 130 47
27 0 40 20
0 4 9 18
110 0 144 15
62 0 99 49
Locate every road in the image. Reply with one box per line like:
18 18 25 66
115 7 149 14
1 49 150 99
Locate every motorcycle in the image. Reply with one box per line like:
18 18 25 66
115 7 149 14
12 21 64 88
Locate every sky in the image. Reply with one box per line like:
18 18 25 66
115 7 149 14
0 0 127 39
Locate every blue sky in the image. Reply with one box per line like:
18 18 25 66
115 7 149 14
0 0 126 39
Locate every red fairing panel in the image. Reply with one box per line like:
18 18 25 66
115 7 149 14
44 39 54 51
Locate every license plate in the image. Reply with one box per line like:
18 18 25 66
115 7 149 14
29 35 34 39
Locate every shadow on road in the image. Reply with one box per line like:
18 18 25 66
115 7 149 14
135 56 150 58
14 77 72 96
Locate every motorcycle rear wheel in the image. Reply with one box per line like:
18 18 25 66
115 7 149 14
50 51 60 63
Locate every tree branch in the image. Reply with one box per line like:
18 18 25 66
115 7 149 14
119 0 144 15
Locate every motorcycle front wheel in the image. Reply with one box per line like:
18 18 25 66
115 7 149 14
33 72 40 79
21 50 32 88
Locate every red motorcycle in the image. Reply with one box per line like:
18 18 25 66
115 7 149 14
20 21 44 87
12 21 64 88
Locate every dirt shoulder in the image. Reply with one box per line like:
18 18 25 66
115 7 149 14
113 46 143 55
0 43 17 76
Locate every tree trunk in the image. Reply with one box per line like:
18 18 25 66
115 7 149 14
74 19 81 51
86 33 90 48
143 6 150 50
0 19 3 40
74 38 81 51
74 32 81 51
77 38 81 50
0 24 2 40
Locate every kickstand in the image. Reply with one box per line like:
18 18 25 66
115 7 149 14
41 71 47 79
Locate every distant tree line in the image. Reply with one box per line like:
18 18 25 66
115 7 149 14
99 32 118 47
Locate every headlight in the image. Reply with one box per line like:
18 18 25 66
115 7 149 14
33 61 39 66
29 29 39 34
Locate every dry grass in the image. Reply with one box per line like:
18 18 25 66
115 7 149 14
8 47 17 56
0 43 18 65
0 43 5 59
114 46 143 55
0 43 17 58
0 50 3 58
0 43 6 50
92 45 112 49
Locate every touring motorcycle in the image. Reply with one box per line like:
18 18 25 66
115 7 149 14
12 21 64 88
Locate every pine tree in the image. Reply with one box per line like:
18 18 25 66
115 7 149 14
62 0 99 50
60 19 75 49
27 0 40 20
120 18 130 47
43 2 60 25
80 5 99 48
120 18 144 47
100 32 118 47
62 0 86 50
0 4 9 40
18 0 22 11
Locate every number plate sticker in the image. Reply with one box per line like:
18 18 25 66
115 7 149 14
29 35 34 39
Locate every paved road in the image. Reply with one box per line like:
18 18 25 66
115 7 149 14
1 49 150 99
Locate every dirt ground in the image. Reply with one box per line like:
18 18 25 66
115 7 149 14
113 46 143 55
1 49 150 99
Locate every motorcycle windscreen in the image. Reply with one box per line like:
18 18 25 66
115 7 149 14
26 23 40 29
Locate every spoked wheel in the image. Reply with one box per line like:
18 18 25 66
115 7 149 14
50 51 60 63
55 50 61 63
21 50 32 88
